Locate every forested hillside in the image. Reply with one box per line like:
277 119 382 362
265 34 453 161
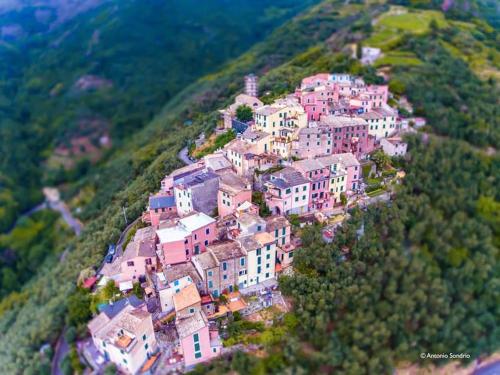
188 2 499 374
0 0 319 312
0 0 378 372
0 0 316 233
0 0 498 373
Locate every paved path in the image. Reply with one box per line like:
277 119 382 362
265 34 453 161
43 188 83 236
474 361 500 375
51 329 68 375
178 146 194 166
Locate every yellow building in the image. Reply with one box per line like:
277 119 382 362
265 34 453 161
254 97 307 136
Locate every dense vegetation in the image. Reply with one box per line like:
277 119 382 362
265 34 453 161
188 2 499 375
0 0 317 321
0 0 497 372
0 0 317 233
0 0 379 372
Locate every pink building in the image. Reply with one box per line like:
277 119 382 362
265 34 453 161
148 192 177 228
174 285 220 367
264 167 310 216
293 159 331 211
295 85 339 121
120 237 157 282
316 153 361 193
319 116 374 158
299 73 331 89
217 173 252 218
177 312 217 367
156 212 217 266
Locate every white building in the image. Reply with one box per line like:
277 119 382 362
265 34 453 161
380 136 408 157
88 304 157 375
254 97 307 137
360 105 398 139
238 232 276 287
157 263 201 313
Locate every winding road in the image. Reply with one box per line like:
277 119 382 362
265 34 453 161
178 146 194 165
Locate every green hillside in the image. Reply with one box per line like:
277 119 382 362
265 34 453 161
0 0 318 310
0 0 498 373
0 0 317 233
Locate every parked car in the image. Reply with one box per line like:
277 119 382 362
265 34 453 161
105 254 114 263
108 244 116 255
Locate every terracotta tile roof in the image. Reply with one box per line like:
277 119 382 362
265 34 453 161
173 284 201 312
255 232 274 245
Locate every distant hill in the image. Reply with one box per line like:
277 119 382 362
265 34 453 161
0 0 317 233
0 0 497 373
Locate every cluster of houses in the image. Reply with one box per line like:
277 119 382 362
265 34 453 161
89 72 411 374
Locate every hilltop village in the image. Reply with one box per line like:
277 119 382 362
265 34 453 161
83 72 417 374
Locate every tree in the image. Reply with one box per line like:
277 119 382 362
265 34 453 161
236 105 253 122
370 149 391 172
340 192 347 206
132 282 144 299
356 42 363 59
67 288 91 326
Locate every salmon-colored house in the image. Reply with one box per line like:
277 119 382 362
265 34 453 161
156 212 217 266
217 172 252 218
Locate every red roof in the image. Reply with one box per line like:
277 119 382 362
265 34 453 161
201 295 213 304
82 276 97 289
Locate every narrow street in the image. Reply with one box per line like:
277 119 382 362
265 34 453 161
177 146 194 166
51 329 68 375
43 188 83 236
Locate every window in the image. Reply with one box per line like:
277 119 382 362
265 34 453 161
282 237 286 245
205 228 210 235
257 257 261 265
208 270 213 277
174 280 179 286
266 244 271 250
127 261 134 267
257 225 262 232
143 334 147 341
285 188 291 194
289 251 294 258
208 280 213 288
204 240 208 246
222 262 227 271
194 234 197 240
266 273 270 278
257 266 261 274
223 274 228 280
256 248 261 256
275 229 278 238
194 333 199 342
189 308 195 314
195 352 202 359
282 227 286 235
240 257 245 266
144 343 149 350
295 197 299 202
145 258 152 265
213 348 217 353
266 254 270 260
123 359 127 364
